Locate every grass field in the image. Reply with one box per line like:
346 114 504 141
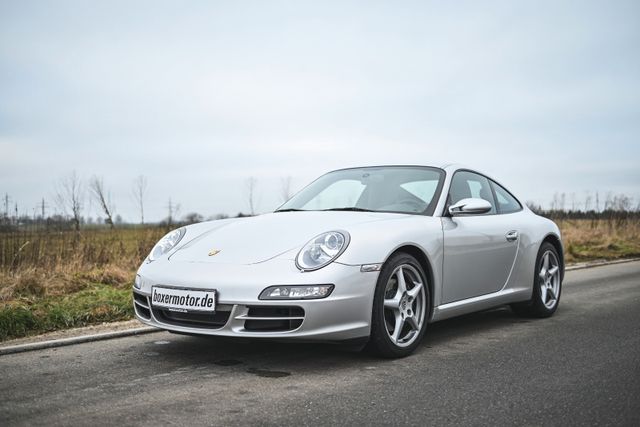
559 218 640 263
1 218 639 341
0 227 165 341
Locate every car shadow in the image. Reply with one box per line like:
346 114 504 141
138 305 532 374
423 306 533 347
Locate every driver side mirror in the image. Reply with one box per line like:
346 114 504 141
448 198 492 216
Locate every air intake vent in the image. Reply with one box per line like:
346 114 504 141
241 306 305 332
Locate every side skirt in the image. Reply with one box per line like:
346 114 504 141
430 287 531 322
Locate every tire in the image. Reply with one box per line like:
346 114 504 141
368 253 430 358
511 242 562 318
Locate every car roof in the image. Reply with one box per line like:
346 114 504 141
332 163 470 173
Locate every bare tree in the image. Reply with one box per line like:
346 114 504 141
550 192 559 211
611 193 631 212
584 191 592 212
280 176 293 203
131 175 148 225
604 192 613 211
245 177 259 215
89 175 116 229
166 197 181 227
55 171 84 232
3 193 9 217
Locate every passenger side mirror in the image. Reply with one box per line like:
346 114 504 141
448 198 492 216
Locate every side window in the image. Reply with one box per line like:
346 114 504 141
491 181 522 214
448 171 496 214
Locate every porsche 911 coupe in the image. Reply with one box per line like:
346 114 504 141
133 164 563 357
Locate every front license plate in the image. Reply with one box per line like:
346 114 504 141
151 287 217 313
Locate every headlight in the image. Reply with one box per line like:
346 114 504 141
259 284 334 300
148 228 186 262
295 231 350 271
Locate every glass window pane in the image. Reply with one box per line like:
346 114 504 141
302 180 365 210
448 171 496 214
278 167 444 215
400 180 439 204
492 181 522 214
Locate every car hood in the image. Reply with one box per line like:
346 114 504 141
169 211 404 265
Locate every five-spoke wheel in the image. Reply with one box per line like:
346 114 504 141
539 249 560 309
369 253 430 357
383 264 426 347
511 241 563 318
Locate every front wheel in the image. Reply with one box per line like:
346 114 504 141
511 242 562 318
368 253 430 358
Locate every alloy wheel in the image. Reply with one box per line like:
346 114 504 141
383 264 426 348
538 250 560 309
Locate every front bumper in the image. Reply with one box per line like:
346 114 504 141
133 260 379 341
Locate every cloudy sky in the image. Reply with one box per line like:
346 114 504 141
1 0 639 222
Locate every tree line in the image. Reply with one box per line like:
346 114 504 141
1 173 295 233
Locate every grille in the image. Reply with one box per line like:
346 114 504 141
133 291 151 320
133 292 148 306
152 305 232 329
242 306 305 332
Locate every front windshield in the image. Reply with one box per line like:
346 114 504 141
277 166 445 215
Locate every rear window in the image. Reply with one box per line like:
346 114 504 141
492 182 522 214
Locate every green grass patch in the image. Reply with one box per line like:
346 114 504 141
567 239 640 261
0 283 133 341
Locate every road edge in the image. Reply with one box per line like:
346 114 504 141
2 257 639 356
0 326 160 356
565 257 640 271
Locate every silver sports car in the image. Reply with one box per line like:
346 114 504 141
133 164 563 357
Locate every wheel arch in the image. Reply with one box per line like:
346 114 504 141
384 244 435 321
542 233 565 281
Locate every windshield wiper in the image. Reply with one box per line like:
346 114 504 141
322 207 375 212
274 208 307 213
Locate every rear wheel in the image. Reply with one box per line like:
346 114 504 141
368 253 430 358
511 242 562 318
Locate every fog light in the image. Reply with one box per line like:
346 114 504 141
134 274 142 289
259 285 334 300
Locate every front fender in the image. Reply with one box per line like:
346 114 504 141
337 215 443 266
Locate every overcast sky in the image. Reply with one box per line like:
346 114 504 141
1 0 639 222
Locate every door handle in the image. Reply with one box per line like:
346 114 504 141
505 230 519 242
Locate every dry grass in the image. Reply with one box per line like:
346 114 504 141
0 227 165 272
0 227 166 302
558 218 640 263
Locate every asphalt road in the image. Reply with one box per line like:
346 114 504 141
1 262 639 426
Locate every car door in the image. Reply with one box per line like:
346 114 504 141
441 171 520 303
